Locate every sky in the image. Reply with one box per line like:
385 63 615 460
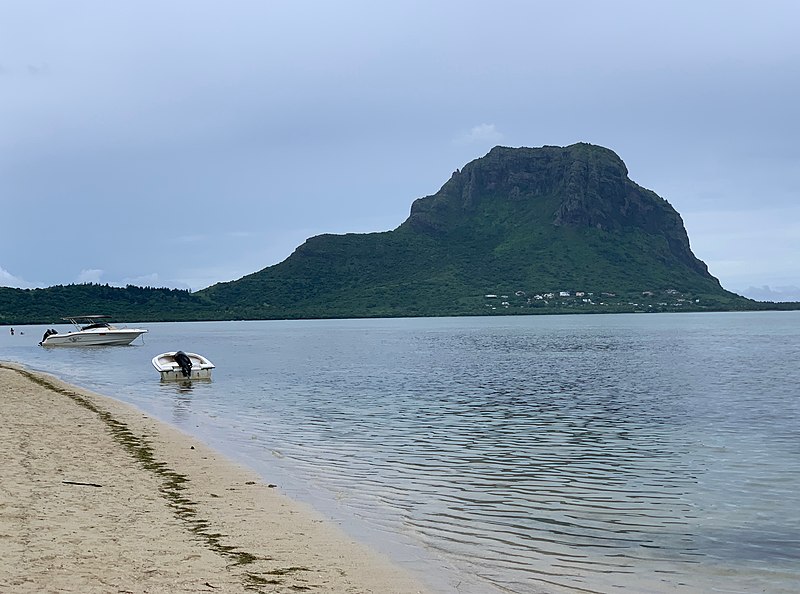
2 1 799 301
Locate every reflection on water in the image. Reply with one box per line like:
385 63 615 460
157 380 196 423
2 313 799 593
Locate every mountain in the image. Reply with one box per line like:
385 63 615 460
2 142 771 325
198 143 750 318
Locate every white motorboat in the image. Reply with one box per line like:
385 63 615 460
39 315 148 346
152 351 215 381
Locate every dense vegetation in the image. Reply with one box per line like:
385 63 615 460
0 284 218 325
1 143 796 325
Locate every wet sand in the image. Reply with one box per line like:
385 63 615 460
0 362 433 593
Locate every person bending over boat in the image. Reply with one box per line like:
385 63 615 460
39 329 58 346
174 351 193 377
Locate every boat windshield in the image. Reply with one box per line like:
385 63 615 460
79 322 112 330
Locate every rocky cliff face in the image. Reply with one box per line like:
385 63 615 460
404 143 709 275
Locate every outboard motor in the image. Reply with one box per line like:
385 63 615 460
174 351 193 377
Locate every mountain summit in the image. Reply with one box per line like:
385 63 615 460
200 143 745 318
403 143 709 274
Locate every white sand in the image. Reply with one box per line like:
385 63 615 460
0 362 434 593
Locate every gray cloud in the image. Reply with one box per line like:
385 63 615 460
76 269 104 284
1 1 798 298
455 124 504 146
741 286 800 303
0 266 35 289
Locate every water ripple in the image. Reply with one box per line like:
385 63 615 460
4 313 800 593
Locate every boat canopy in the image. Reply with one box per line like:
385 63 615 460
61 315 115 330
61 315 112 321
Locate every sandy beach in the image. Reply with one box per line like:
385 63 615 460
0 362 433 594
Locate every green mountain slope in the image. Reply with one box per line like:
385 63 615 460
199 143 749 317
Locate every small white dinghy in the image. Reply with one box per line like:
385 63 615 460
152 351 215 381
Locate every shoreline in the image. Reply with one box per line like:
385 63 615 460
0 362 433 593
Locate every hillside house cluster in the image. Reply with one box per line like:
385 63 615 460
483 288 698 311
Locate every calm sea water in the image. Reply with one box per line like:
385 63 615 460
2 312 799 593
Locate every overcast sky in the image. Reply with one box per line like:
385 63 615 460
2 1 798 301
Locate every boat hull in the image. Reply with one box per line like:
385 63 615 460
152 351 215 381
157 367 214 381
41 330 147 346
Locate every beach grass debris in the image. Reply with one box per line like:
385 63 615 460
6 364 310 593
62 480 103 487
